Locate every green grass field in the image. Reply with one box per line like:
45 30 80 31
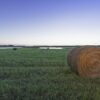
0 48 100 100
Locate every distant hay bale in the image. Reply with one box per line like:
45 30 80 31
67 46 100 78
13 48 17 50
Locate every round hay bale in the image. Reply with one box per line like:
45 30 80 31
67 46 100 78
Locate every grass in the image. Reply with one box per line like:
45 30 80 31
0 48 100 100
0 48 67 67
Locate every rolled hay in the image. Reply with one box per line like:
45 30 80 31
67 46 100 78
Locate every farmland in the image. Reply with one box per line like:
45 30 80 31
0 48 100 100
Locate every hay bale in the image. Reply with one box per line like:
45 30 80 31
67 46 100 78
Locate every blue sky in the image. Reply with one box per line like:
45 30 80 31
0 0 100 45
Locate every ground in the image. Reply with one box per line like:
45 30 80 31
0 48 100 100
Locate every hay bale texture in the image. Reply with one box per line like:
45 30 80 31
67 46 100 78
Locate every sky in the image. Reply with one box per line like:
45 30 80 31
0 0 100 45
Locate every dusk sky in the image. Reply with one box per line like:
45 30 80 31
0 0 100 45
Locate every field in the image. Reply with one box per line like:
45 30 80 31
0 48 100 100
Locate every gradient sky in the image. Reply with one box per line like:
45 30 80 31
0 0 100 45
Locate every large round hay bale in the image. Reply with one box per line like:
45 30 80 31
67 46 100 78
